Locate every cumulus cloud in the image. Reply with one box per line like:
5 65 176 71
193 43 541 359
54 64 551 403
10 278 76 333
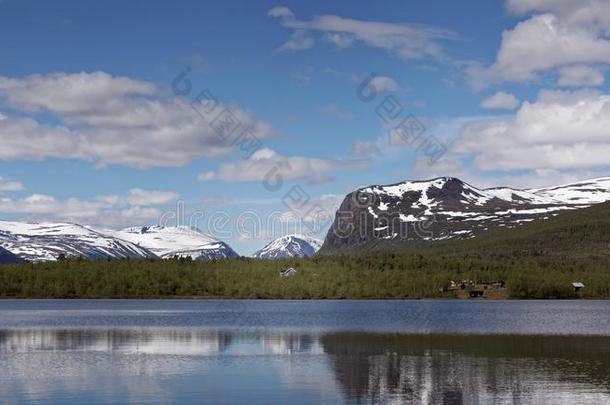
506 0 610 31
481 91 520 110
0 72 156 118
468 2 610 87
198 147 336 184
0 176 24 192
557 65 605 87
0 72 272 168
453 89 610 171
269 7 457 60
0 188 178 227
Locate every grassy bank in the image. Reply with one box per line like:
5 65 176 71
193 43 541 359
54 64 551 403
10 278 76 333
1 202 610 299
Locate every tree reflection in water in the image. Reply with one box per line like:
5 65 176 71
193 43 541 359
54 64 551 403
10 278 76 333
321 333 610 404
1 329 609 404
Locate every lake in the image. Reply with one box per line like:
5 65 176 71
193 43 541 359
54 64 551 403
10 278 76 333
1 300 609 404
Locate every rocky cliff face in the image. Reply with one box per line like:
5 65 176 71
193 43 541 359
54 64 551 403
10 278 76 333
319 176 610 254
0 246 23 264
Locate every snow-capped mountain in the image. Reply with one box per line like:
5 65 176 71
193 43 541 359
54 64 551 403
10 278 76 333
320 176 610 254
528 177 610 204
113 226 239 260
252 234 323 259
0 221 155 262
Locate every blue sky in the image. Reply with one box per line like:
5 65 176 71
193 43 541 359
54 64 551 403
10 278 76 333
1 0 610 254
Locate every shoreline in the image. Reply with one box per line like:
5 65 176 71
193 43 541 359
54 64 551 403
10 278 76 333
0 296 605 300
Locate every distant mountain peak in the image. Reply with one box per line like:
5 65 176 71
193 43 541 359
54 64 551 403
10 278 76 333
252 234 323 259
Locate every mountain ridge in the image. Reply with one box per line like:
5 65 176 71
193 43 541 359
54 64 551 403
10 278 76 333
0 221 156 262
319 176 610 254
113 225 239 260
0 222 239 262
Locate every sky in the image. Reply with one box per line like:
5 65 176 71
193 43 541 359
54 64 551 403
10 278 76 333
1 0 610 254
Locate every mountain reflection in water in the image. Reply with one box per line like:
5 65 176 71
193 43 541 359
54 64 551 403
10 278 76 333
1 328 609 404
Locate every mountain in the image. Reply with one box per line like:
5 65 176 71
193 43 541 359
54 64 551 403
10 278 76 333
319 176 610 254
113 226 239 260
0 246 23 264
0 221 155 262
252 234 323 259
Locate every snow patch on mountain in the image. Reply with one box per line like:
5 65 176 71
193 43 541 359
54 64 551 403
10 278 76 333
527 176 610 204
113 226 239 260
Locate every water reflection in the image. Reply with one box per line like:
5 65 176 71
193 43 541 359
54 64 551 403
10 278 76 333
0 329 609 404
0 329 326 356
322 333 610 404
0 329 233 355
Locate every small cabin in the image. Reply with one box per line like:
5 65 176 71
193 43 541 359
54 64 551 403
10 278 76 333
469 290 484 298
572 282 585 292
280 267 297 278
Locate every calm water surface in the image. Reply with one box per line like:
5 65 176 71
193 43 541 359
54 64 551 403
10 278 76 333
1 299 609 404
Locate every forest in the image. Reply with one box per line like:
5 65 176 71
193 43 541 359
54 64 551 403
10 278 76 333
1 202 610 299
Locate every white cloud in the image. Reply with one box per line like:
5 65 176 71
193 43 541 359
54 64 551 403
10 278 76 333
481 91 520 110
0 176 24 192
125 189 179 206
557 65 605 87
269 7 456 60
267 6 294 19
0 72 272 168
468 2 610 87
411 153 610 190
473 14 610 85
322 32 355 48
453 89 610 171
506 0 610 31
0 72 156 118
0 188 178 227
277 30 314 51
369 75 400 92
198 147 336 183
